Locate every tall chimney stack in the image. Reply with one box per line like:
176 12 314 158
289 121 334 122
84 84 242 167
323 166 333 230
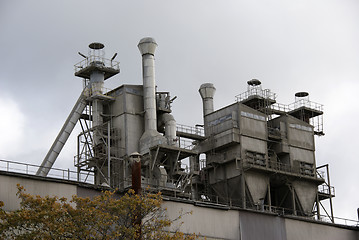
138 37 165 154
199 83 216 116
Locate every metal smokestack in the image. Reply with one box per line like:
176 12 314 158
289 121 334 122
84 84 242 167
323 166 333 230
138 37 165 153
199 83 216 116
138 37 158 132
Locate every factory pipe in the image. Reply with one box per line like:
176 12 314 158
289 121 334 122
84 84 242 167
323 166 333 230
90 70 105 146
130 152 142 240
36 89 88 176
130 152 142 195
160 113 178 146
138 37 158 133
199 83 216 137
199 83 216 116
138 37 165 153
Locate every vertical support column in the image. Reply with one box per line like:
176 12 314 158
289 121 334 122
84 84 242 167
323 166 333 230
107 121 111 185
77 134 80 181
267 182 272 212
241 173 246 209
316 193 321 220
326 164 334 223
292 186 297 215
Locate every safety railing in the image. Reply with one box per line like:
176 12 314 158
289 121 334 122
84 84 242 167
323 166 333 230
74 55 120 73
243 158 323 179
178 139 196 150
176 124 205 137
288 99 323 112
318 184 335 196
81 84 115 99
269 102 291 113
235 91 323 117
197 192 359 227
0 159 94 184
235 88 276 102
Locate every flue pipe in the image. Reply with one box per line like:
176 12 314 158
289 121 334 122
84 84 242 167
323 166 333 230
138 37 158 133
199 83 216 116
138 37 165 154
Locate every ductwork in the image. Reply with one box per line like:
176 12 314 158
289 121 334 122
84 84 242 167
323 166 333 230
199 83 216 116
36 89 88 176
159 113 178 146
90 70 104 146
138 37 166 154
138 37 158 132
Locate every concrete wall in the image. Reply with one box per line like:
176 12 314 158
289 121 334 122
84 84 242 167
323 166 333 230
1 172 358 240
286 116 314 151
163 200 241 240
205 103 238 136
238 104 267 140
285 218 359 240
290 147 315 165
164 200 359 240
0 174 77 211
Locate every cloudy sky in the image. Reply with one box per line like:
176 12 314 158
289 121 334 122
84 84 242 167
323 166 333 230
1 0 358 221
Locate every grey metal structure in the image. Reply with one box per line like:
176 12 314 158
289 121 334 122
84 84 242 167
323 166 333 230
194 79 330 219
37 42 120 180
40 38 334 222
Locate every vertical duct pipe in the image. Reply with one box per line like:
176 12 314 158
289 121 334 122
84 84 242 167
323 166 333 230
138 37 158 133
161 113 177 146
199 83 216 116
90 70 105 146
130 152 142 195
138 37 165 153
199 83 216 136
130 152 142 240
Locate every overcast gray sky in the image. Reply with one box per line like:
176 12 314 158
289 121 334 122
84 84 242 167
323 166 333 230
0 0 358 222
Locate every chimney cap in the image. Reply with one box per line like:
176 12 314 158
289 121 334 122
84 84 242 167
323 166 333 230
89 42 104 50
295 92 309 98
247 79 261 86
199 83 216 99
138 37 158 56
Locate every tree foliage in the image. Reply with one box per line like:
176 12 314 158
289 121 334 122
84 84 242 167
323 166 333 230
0 185 198 239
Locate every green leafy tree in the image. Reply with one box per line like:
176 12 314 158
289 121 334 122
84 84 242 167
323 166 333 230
0 185 198 239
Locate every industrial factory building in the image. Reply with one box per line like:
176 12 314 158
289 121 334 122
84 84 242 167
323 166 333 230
0 38 358 239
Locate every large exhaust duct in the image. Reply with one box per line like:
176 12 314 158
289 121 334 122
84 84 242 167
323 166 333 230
138 37 165 154
199 83 216 116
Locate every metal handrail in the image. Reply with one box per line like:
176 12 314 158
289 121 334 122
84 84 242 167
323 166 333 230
178 139 195 150
288 99 323 112
0 159 94 184
176 124 205 137
318 184 335 196
74 55 120 73
197 192 358 227
243 158 321 178
270 102 291 112
235 88 276 102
